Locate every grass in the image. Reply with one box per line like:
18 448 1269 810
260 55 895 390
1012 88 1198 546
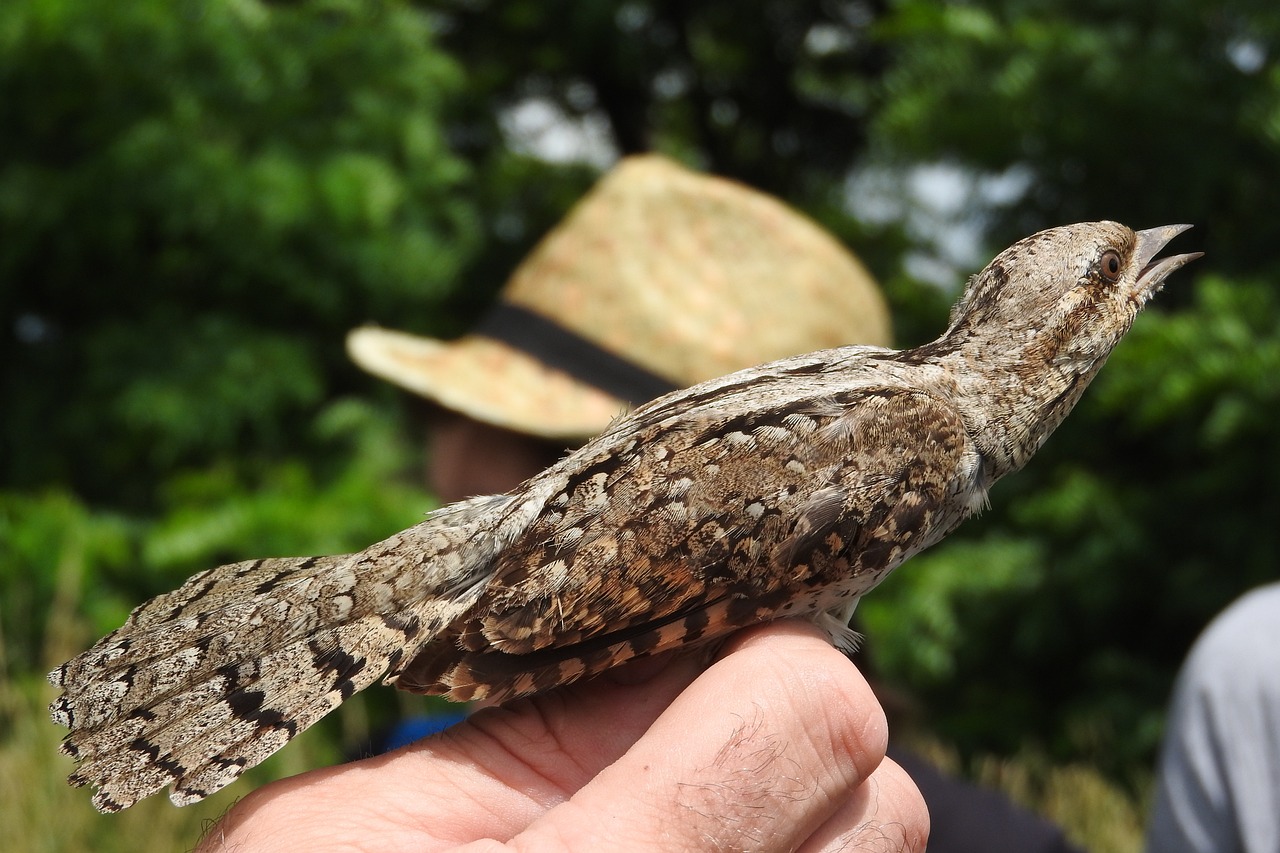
3 673 225 853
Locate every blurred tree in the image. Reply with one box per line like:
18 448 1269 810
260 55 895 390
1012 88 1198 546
857 0 1280 778
430 0 887 188
0 0 486 692
420 0 910 318
872 0 1280 279
0 0 479 508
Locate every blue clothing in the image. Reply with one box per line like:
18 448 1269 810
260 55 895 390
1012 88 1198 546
380 711 469 753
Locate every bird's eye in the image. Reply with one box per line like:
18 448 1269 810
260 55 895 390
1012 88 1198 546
1100 250 1122 282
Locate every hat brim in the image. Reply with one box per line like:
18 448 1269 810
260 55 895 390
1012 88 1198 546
346 326 629 441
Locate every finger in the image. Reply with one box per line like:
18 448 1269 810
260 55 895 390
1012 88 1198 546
411 647 712 840
199 648 709 851
491 619 894 852
798 757 929 853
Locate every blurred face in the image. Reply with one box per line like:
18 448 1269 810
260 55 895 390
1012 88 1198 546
426 410 572 503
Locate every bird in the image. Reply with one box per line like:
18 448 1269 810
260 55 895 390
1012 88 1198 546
50 220 1199 813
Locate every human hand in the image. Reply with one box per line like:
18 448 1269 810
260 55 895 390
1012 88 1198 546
197 619 928 852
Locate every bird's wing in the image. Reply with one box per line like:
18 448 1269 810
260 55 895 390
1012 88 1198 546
398 386 977 701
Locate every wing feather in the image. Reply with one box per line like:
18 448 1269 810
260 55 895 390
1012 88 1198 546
399 386 982 701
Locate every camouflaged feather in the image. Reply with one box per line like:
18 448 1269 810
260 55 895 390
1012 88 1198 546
50 221 1199 811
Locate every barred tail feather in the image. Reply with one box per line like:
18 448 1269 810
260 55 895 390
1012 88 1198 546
62 603 476 812
49 494 513 812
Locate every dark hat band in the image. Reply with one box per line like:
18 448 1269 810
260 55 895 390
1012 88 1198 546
475 302 679 407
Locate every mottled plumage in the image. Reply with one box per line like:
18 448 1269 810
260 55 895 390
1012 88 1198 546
50 221 1199 812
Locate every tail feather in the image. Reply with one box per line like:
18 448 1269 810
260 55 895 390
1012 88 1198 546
50 494 516 812
167 614 435 807
58 577 488 811
70 613 409 811
50 555 355 735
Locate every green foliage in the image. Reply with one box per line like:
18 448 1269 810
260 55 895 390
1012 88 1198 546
0 491 134 670
862 535 1049 684
432 0 906 284
0 0 479 504
853 0 1280 779
434 0 885 189
874 0 1280 276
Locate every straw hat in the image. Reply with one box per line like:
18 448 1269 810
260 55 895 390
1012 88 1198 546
347 154 891 440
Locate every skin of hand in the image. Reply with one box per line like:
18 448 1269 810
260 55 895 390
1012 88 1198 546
197 619 928 852
197 416 928 851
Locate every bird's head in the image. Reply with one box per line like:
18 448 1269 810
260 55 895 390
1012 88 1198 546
945 221 1201 374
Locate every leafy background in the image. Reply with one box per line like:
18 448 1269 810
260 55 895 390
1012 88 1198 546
2 0 1278 850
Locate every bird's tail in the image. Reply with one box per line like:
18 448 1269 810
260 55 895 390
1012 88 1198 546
48 494 513 812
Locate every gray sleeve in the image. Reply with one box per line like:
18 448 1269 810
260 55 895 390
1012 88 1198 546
1144 582 1280 853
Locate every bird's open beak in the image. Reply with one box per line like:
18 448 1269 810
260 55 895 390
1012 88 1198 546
1133 224 1202 303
